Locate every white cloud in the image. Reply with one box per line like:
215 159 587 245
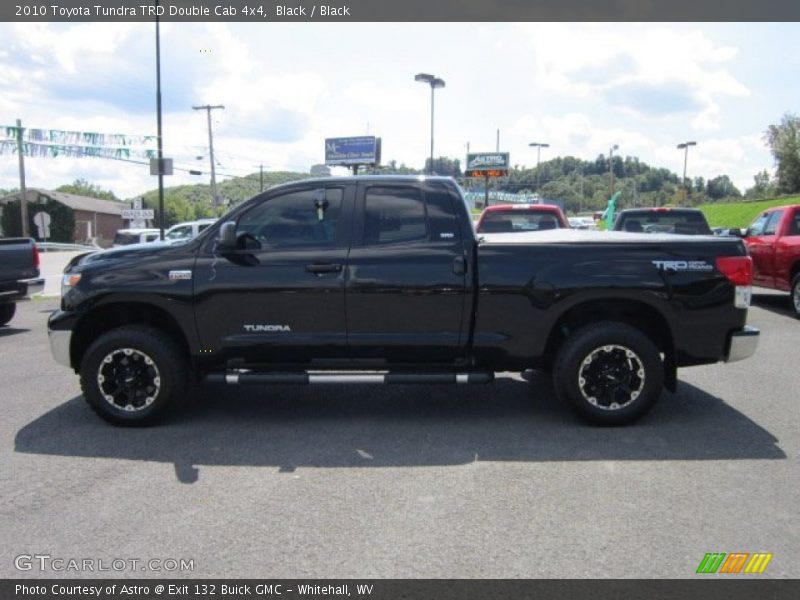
0 22 789 199
517 24 749 129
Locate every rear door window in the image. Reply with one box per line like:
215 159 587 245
425 185 461 242
363 187 427 245
789 209 800 236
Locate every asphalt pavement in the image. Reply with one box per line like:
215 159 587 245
1 293 797 578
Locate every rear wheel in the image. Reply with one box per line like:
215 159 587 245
80 326 188 426
0 303 16 326
552 321 664 426
791 274 800 319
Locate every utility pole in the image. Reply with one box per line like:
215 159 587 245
496 129 500 152
154 4 166 239
259 164 264 192
15 118 29 237
193 104 225 206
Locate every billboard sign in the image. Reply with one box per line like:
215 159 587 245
465 152 510 177
325 136 381 166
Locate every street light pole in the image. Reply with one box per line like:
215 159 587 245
677 141 697 203
529 142 549 193
609 144 619 197
415 73 445 175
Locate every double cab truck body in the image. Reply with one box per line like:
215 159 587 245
743 204 800 317
48 176 758 426
0 237 44 326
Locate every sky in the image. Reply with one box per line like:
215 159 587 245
1 21 798 200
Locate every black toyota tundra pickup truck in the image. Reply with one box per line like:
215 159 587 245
48 176 759 426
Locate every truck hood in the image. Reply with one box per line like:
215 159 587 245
79 240 188 265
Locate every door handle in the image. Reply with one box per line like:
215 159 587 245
453 256 467 275
306 263 343 274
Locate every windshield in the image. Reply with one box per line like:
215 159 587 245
616 211 711 235
165 225 193 240
113 232 143 245
478 210 563 233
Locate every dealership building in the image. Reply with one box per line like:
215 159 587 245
0 188 126 247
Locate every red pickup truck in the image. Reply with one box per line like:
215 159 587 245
744 204 800 317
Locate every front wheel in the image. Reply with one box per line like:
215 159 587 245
80 326 188 426
791 274 800 319
552 321 664 426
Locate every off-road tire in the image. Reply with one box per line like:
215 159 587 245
552 321 664 426
80 326 188 426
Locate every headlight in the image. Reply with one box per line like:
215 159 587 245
61 273 81 297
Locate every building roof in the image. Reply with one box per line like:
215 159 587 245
0 188 127 216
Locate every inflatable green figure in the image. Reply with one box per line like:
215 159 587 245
604 191 621 230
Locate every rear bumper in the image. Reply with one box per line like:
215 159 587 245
725 326 760 363
0 277 44 302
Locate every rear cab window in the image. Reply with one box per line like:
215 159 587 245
479 209 563 233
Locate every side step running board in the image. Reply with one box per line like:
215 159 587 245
204 371 495 385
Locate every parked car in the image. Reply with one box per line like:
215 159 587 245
50 176 757 427
568 216 598 230
475 204 569 234
112 228 160 247
713 227 736 236
742 204 800 317
164 219 217 242
613 208 713 235
0 238 44 326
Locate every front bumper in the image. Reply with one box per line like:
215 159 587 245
48 328 72 368
725 325 760 363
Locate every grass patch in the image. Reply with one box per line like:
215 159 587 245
699 197 799 228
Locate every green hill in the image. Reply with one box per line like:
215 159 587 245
699 197 799 228
136 170 312 227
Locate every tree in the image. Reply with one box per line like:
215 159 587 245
748 169 776 199
56 178 119 201
0 198 75 242
764 113 800 194
693 176 705 194
425 157 461 177
706 175 740 200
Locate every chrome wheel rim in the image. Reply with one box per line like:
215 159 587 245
97 348 161 412
578 344 645 411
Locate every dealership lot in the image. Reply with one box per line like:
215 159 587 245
1 295 797 578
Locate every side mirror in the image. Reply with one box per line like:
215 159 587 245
216 221 237 250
